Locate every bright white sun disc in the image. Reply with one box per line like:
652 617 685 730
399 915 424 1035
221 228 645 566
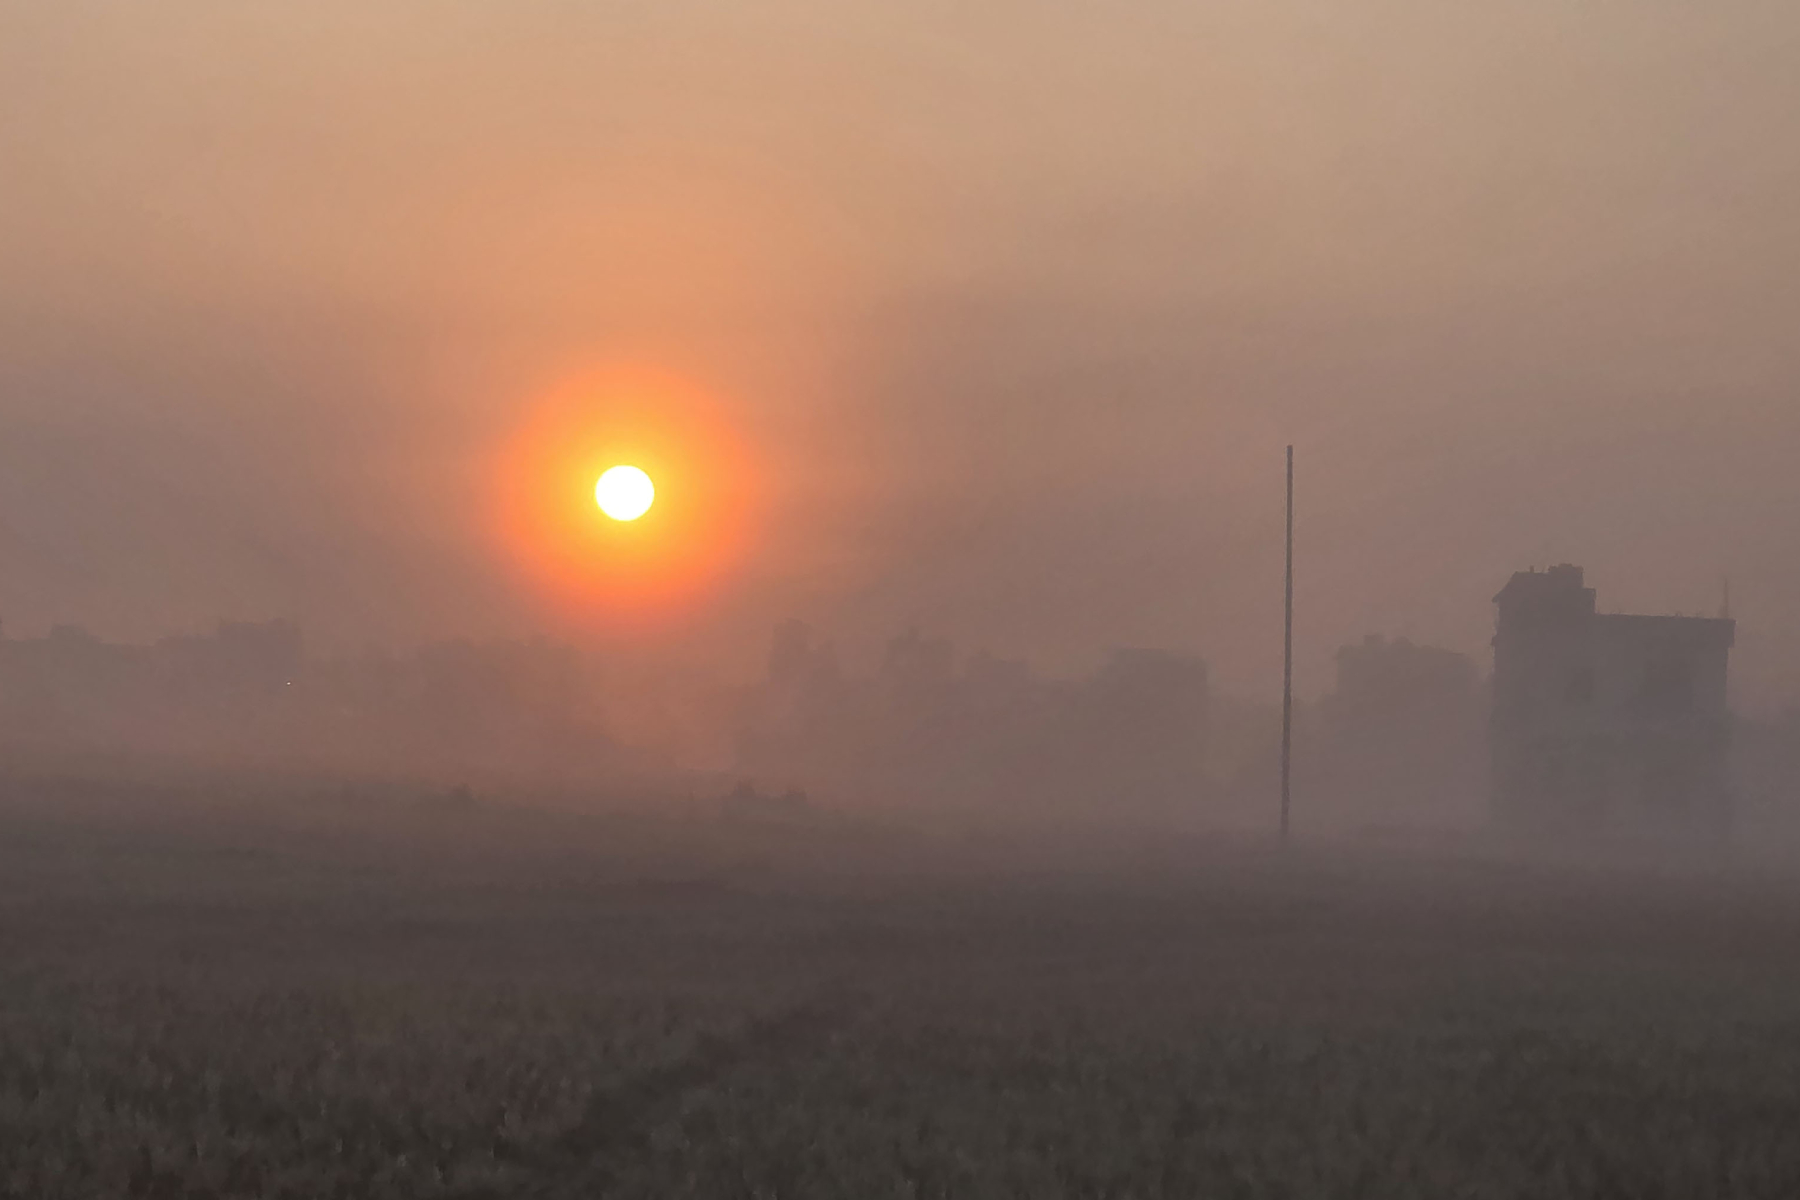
595 465 655 521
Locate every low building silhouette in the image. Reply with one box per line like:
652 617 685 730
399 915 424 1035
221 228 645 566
734 622 1211 822
1490 565 1734 837
1309 635 1485 830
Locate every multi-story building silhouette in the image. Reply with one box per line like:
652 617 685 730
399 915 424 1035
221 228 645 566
1490 565 1734 836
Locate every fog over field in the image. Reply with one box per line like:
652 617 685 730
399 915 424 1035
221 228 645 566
5 1 1800 1195
4 779 1800 1197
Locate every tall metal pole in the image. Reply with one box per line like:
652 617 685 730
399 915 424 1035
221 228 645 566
1281 445 1294 841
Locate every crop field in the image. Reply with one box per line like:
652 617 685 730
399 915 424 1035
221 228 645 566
2 779 1800 1198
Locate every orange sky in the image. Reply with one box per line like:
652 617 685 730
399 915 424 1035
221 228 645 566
2 0 1798 704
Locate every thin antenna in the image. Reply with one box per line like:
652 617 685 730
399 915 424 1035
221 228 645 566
1281 445 1294 842
1721 575 1732 621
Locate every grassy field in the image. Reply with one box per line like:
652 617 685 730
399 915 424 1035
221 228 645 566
2 777 1800 1197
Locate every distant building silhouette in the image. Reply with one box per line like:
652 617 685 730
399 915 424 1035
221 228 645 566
734 622 1212 822
1490 565 1735 837
1309 635 1485 829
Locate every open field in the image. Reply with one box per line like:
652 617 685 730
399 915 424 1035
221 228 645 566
3 777 1800 1198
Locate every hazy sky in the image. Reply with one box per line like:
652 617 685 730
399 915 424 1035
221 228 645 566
3 0 1798 703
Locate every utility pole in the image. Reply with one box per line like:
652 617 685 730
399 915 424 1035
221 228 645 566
1281 445 1294 842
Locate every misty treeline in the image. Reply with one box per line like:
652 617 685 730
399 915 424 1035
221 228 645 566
3 616 1798 833
734 623 1482 829
0 620 647 787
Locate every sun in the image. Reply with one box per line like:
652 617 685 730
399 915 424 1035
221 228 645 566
595 464 655 521
492 365 767 626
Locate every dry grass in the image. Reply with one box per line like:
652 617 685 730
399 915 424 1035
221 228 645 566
2 782 1799 1197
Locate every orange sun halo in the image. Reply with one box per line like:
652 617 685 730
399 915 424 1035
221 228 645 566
492 368 760 626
